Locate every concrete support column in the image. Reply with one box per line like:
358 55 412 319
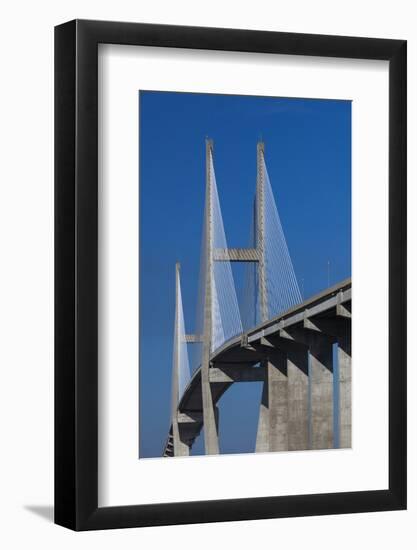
308 333 334 449
338 334 352 448
287 348 309 451
255 352 288 452
201 139 220 455
201 367 220 454
172 423 190 456
255 377 269 453
256 141 268 323
171 263 190 457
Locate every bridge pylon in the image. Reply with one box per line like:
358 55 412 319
200 139 272 455
201 139 221 454
256 141 268 323
254 141 286 452
170 262 191 456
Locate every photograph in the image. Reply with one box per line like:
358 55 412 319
0 3 408 542
139 91 352 458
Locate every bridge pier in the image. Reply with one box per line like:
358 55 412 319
287 347 310 451
281 327 335 450
255 337 310 453
302 331 334 450
172 421 190 456
255 352 289 452
301 313 351 449
338 333 352 448
201 366 220 454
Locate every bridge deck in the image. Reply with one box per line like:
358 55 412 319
163 278 351 456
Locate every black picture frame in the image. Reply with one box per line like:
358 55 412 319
55 19 407 531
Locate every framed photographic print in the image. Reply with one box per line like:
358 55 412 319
55 20 406 530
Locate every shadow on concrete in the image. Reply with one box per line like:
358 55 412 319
24 505 54 523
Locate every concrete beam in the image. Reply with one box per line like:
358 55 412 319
213 248 259 262
248 288 351 344
279 328 295 341
336 292 351 319
303 314 350 339
209 364 265 383
185 334 203 343
216 347 264 364
336 303 351 319
177 411 203 424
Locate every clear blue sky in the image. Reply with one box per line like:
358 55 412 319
139 91 351 458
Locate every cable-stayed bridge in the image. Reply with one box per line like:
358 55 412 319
164 140 351 457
